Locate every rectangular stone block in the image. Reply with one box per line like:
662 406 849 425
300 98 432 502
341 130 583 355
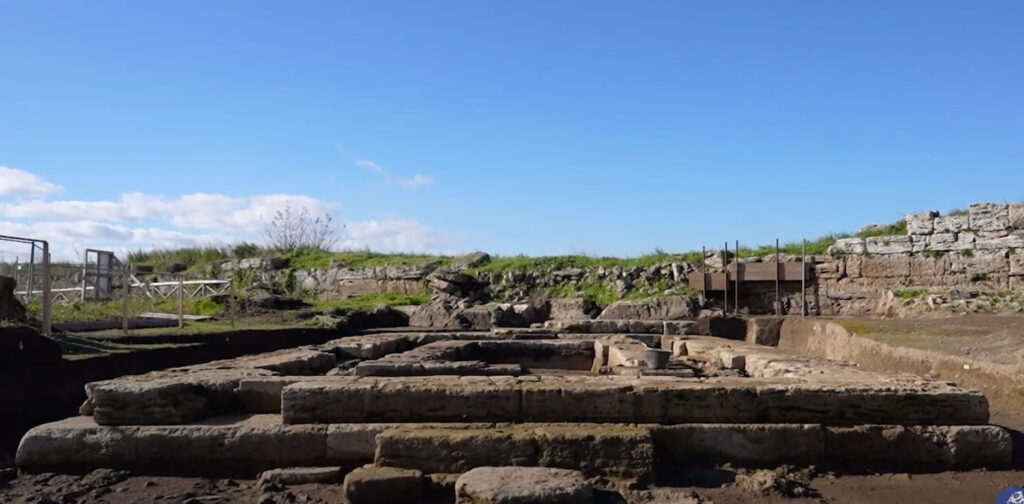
282 377 521 424
933 215 968 233
16 415 329 477
375 424 654 480
635 380 758 423
865 235 912 255
860 256 910 278
755 385 989 425
824 425 1011 471
909 256 948 276
1011 203 1024 230
88 373 250 425
650 423 824 467
521 377 637 422
905 211 937 235
969 202 1010 231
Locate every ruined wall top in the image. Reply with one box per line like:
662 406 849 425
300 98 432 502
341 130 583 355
829 202 1024 256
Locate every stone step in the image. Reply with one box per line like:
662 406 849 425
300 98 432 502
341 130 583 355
280 375 989 425
16 416 1011 477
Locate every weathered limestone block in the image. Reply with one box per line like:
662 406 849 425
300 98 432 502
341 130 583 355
16 415 328 476
374 425 653 480
828 237 866 255
343 465 424 504
520 377 637 422
860 256 910 278
547 298 599 321
635 381 758 423
975 232 1024 250
909 256 948 277
321 334 409 360
949 254 1009 275
969 203 1010 232
905 211 937 235
282 377 521 424
246 350 337 376
865 236 913 255
598 296 696 320
745 317 784 346
754 384 989 425
924 232 957 251
1010 253 1024 276
933 215 969 233
663 320 699 335
843 255 863 278
1011 204 1024 230
87 372 265 425
824 425 1012 470
650 424 824 467
455 467 593 504
258 466 342 486
814 260 844 280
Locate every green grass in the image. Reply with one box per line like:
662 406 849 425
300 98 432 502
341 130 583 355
467 251 704 276
893 288 927 299
313 292 431 311
25 296 230 323
855 220 908 238
280 247 453 270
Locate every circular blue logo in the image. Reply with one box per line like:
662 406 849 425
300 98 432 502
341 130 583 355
995 487 1024 504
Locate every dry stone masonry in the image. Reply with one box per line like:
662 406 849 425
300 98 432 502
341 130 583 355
16 319 1012 502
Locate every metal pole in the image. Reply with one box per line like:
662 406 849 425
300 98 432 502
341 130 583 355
723 242 729 314
229 277 237 329
28 246 34 298
177 277 185 329
41 242 52 338
701 246 707 306
775 238 781 316
122 266 130 335
81 251 88 303
735 240 740 314
801 239 807 317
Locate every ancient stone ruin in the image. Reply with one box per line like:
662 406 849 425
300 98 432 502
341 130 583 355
16 317 1011 502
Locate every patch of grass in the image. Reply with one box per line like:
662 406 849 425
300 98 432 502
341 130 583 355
313 292 430 311
468 251 704 276
893 288 927 299
740 233 849 258
281 247 453 270
25 296 230 323
971 272 990 283
855 220 908 238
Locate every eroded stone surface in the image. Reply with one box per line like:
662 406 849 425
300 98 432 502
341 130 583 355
455 466 593 504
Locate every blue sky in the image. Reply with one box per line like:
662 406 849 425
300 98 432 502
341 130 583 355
1 1 1022 259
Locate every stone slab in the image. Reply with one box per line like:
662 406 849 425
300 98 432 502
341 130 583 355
455 467 592 504
650 424 823 467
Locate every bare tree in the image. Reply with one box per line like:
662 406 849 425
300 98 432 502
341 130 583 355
261 202 340 251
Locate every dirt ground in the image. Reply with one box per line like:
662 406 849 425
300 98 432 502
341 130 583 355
840 315 1024 366
2 467 1024 504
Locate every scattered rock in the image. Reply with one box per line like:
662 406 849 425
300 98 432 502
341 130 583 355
732 467 818 498
258 467 342 487
343 465 423 504
455 466 593 504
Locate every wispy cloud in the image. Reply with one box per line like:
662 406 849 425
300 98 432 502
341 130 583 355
356 159 386 173
0 167 457 259
354 159 434 189
390 174 435 189
0 166 63 196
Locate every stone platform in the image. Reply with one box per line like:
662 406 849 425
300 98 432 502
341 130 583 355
15 324 1012 482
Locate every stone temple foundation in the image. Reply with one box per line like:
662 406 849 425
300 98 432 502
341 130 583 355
15 319 1012 500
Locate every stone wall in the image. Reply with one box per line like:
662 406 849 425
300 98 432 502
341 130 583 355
820 202 1024 315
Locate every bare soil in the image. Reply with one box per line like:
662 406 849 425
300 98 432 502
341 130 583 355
839 315 1024 366
3 468 1024 504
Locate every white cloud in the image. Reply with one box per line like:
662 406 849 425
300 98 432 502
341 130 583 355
340 219 457 253
0 166 62 196
0 167 458 260
390 174 435 189
355 159 435 189
355 159 386 173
